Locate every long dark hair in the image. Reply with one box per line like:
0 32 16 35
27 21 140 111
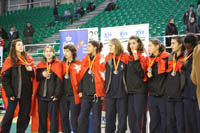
10 39 27 66
127 36 144 54
63 44 77 61
149 39 165 53
89 40 103 53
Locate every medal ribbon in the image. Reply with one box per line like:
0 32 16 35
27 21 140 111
46 62 51 74
113 55 121 71
65 60 70 76
17 56 29 65
88 55 96 71
172 54 177 72
148 57 157 68
183 53 193 62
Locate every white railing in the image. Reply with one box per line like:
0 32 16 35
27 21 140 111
23 33 200 57
8 0 51 11
24 42 60 56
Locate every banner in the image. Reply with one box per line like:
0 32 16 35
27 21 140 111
59 28 98 60
101 24 149 56
0 46 3 67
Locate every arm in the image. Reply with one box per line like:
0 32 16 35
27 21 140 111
2 68 15 98
133 60 145 78
54 76 62 99
36 68 46 81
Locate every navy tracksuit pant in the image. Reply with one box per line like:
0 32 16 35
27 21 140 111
60 95 81 133
128 94 147 133
105 97 128 133
38 99 59 133
167 99 184 133
77 95 102 133
184 98 200 133
148 96 167 133
1 97 32 133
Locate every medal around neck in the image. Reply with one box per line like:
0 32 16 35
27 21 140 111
88 69 92 74
147 67 152 73
113 70 118 75
64 74 69 79
47 75 51 79
171 71 176 76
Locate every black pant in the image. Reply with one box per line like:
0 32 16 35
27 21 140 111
148 96 167 133
78 95 102 133
60 95 81 133
38 99 59 133
128 94 147 133
1 97 32 133
105 97 128 133
167 99 184 133
184 98 200 133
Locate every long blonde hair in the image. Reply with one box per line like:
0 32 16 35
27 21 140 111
109 38 124 56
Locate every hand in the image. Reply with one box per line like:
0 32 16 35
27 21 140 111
51 96 57 101
79 93 83 98
42 70 51 78
26 65 32 71
10 96 15 101
147 72 153 78
101 97 104 100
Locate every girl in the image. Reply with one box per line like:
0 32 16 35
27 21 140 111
126 36 147 133
166 36 185 133
1 39 34 132
77 40 105 133
36 46 62 133
183 34 200 133
60 44 81 133
105 38 129 133
147 39 169 133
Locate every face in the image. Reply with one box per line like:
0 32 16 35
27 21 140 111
190 18 194 23
10 27 14 32
171 39 182 53
190 6 193 11
169 19 174 24
148 42 159 55
129 39 139 51
184 43 194 52
87 43 96 54
109 42 115 54
44 48 54 59
64 49 72 59
15 41 24 53
27 23 31 27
